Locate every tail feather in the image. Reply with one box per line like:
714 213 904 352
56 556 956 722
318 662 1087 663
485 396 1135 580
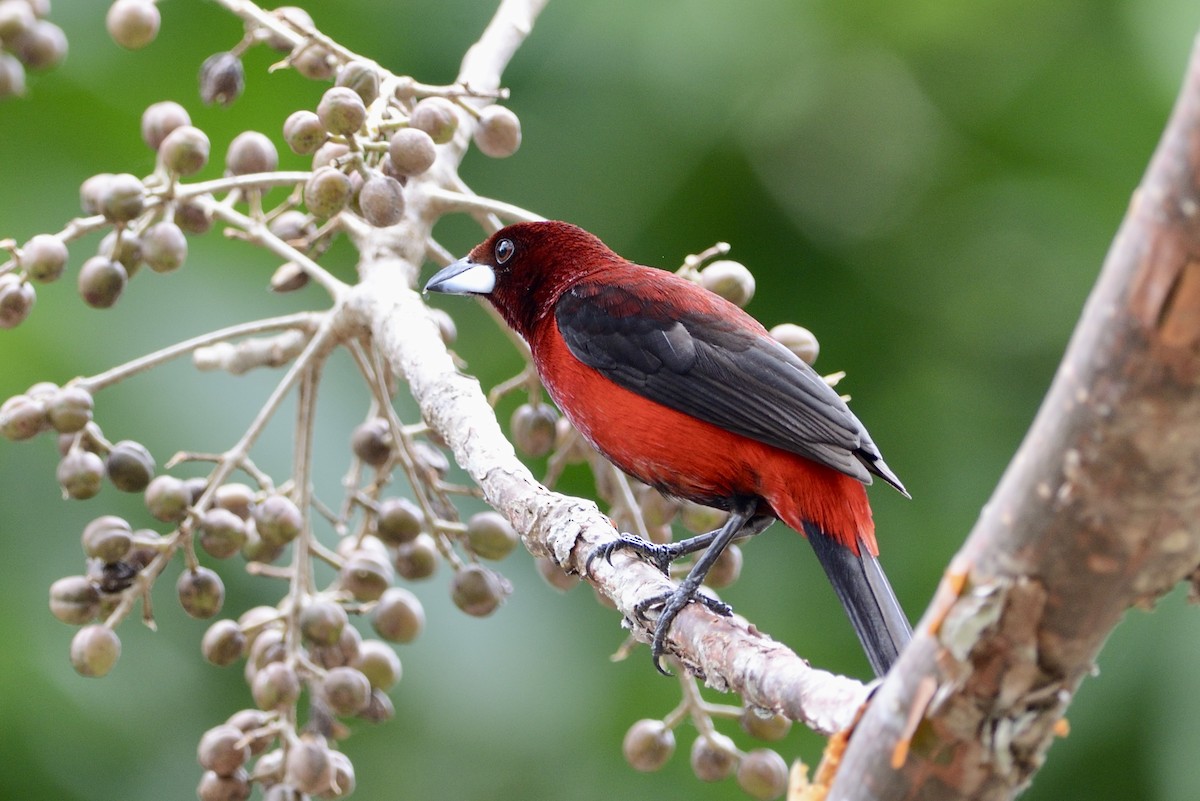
804 522 912 677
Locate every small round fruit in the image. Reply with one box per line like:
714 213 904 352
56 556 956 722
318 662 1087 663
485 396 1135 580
202 619 246 666
264 6 313 51
225 130 278 176
177 566 225 618
339 551 393 602
200 51 245 106
176 197 214 234
736 749 789 801
99 173 145 223
304 166 352 218
387 128 436 176
141 100 191 150
769 323 819 366
371 587 424 643
105 439 155 492
317 86 366 136
690 732 737 782
510 403 558 457
198 724 251 777
408 97 458 145
700 260 755 307
622 719 675 772
285 738 333 796
196 770 250 801
252 661 300 710
81 515 133 562
350 418 392 467
320 666 372 717
374 497 424 545
21 234 67 283
199 507 249 559
49 575 101 625
70 625 121 677
44 386 91 434
299 598 348 647
11 19 66 70
145 474 191 522
358 174 405 227
0 275 34 328
283 109 324 155
159 125 211 176
141 221 188 273
0 393 47 440
465 510 518 561
0 53 24 98
739 708 792 742
336 60 379 105
254 494 302 545
214 483 255 520
450 564 508 617
393 533 438 580
107 0 160 50
292 44 334 80
57 450 105 499
77 256 127 309
473 105 521 158
353 639 402 690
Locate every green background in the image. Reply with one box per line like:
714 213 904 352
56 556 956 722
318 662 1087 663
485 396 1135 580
3 1 1200 799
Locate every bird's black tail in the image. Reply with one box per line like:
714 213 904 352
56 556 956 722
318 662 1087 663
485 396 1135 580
803 522 912 677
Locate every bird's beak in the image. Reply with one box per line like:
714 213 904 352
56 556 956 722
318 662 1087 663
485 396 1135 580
424 257 496 296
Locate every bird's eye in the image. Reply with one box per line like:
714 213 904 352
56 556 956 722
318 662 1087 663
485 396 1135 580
495 238 515 264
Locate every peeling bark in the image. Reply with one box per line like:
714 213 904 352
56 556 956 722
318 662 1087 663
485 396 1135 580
833 36 1200 801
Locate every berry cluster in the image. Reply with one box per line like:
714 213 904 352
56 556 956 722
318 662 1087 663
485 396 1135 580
0 0 65 99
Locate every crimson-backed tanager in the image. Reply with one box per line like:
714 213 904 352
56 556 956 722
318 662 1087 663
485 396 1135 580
425 221 911 676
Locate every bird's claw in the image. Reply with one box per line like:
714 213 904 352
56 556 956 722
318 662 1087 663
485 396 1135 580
634 586 734 675
586 534 677 575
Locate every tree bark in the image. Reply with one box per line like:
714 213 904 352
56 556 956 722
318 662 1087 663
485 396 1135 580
832 34 1200 801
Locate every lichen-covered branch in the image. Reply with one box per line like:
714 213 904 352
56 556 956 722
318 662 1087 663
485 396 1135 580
832 34 1200 801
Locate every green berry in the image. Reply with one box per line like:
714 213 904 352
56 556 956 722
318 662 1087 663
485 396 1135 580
304 166 352 218
299 598 347 647
393 532 438 580
202 619 246 666
57 450 105 499
353 639 402 690
177 566 225 618
199 507 248 559
105 439 155 492
317 86 367 136
145 474 191 522
339 550 393 602
253 494 302 545
49 575 101 625
371 587 424 643
510 402 559 457
81 515 133 562
740 708 792 741
70 625 121 677
374 497 424 545
321 666 372 717
466 510 518 561
77 256 127 309
350 418 392 467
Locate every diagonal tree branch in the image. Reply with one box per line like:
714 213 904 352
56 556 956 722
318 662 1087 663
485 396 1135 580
832 32 1200 801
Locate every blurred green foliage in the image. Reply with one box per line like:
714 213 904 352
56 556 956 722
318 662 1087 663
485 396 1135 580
3 1 1200 799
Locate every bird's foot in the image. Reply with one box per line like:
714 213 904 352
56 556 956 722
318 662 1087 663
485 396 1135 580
633 584 733 675
587 534 686 575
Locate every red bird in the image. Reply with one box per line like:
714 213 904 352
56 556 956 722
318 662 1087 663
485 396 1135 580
425 221 911 676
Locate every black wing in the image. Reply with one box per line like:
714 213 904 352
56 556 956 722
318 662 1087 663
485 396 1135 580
555 278 904 492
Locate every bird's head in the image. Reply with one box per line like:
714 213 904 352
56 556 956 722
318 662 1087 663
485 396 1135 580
424 220 618 336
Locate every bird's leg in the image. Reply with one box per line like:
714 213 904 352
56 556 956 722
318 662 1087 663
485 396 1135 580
587 512 772 575
632 501 759 675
